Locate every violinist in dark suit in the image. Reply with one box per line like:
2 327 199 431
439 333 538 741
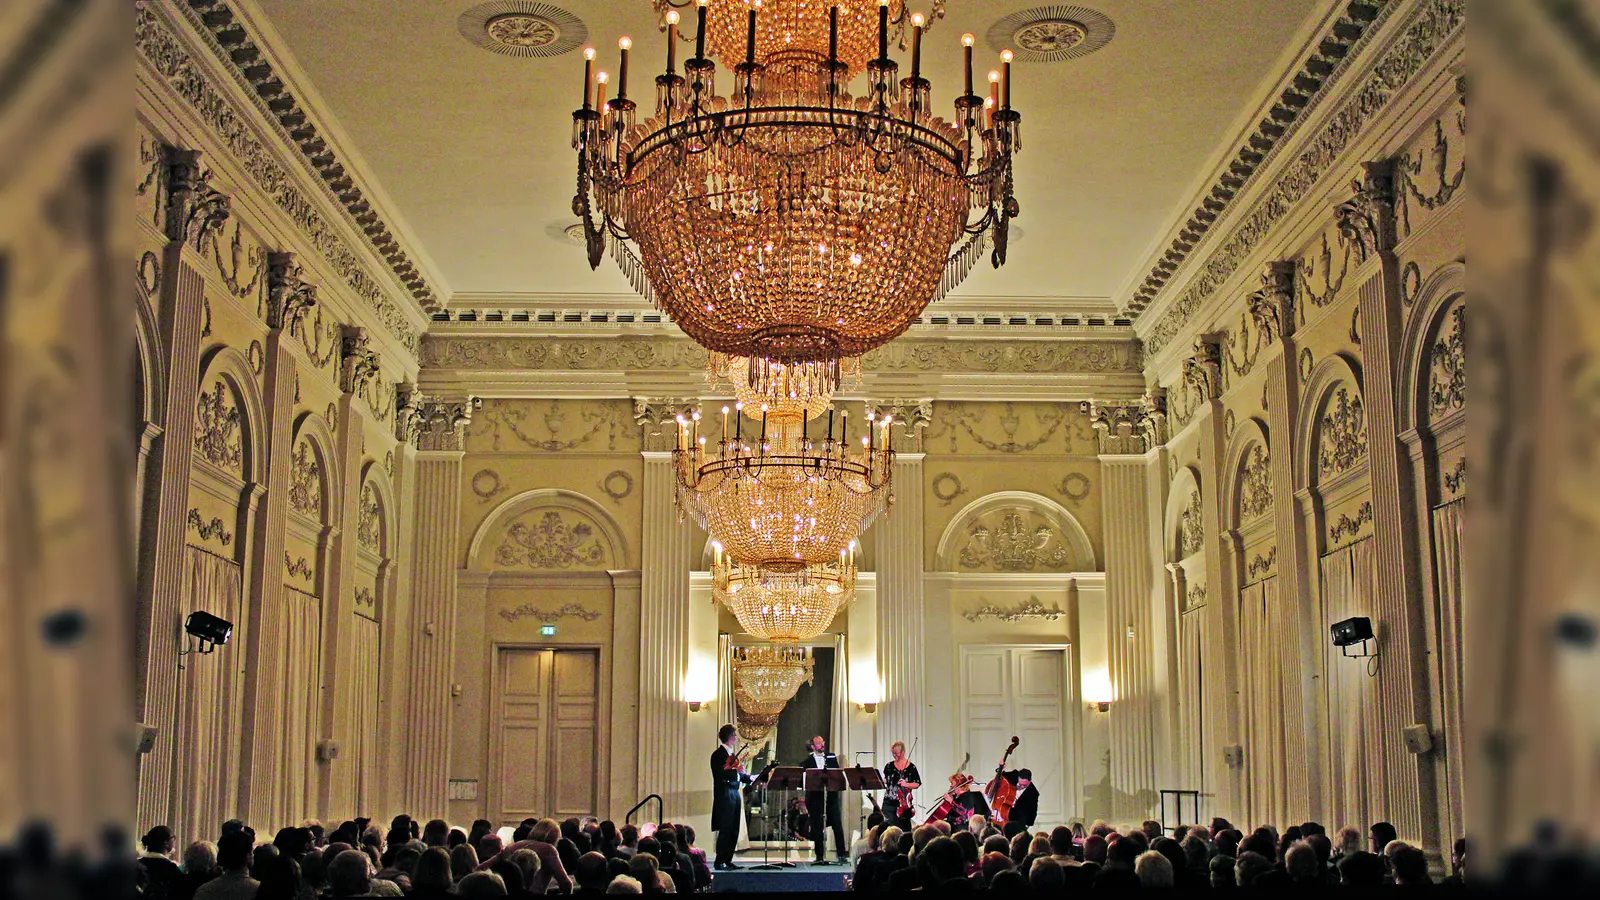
710 724 754 870
799 735 847 864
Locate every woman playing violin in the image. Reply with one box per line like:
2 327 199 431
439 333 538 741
881 741 922 830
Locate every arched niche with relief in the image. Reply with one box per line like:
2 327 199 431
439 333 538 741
934 490 1096 573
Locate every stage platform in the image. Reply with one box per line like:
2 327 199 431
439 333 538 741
711 856 851 893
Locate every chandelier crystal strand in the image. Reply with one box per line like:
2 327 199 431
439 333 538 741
732 643 816 715
675 405 893 570
712 539 857 642
708 353 862 420
573 0 1021 367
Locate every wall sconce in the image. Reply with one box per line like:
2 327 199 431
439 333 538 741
687 700 706 712
1089 700 1111 713
857 701 878 714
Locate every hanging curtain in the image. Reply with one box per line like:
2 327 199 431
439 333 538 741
1240 577 1289 828
718 633 734 732
280 586 322 824
1177 604 1206 794
1318 538 1382 833
830 634 850 762
173 546 244 845
1431 499 1465 837
347 610 381 810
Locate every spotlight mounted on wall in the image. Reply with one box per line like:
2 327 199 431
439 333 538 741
1330 616 1375 658
179 611 233 665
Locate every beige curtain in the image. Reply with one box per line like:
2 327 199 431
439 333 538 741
830 634 850 762
173 547 244 845
1240 578 1288 828
1318 538 1384 833
279 587 322 823
1431 500 1464 840
1177 604 1207 794
348 612 381 811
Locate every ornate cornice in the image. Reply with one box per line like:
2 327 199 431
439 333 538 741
416 396 481 452
1141 0 1466 357
135 1 424 355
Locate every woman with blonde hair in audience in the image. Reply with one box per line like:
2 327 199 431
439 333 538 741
450 843 480 883
1135 849 1175 887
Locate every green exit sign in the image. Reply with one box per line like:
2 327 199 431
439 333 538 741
541 625 556 637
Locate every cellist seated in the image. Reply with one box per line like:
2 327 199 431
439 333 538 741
945 782 990 831
996 768 1040 830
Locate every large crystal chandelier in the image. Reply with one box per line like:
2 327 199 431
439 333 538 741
712 539 857 642
673 400 892 569
732 644 815 718
572 0 1023 376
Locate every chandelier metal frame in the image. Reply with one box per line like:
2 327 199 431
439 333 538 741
571 0 1022 369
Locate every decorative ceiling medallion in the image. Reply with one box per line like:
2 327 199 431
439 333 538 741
988 6 1114 62
458 2 586 58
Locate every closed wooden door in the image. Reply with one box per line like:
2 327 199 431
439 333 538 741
960 647 1068 826
493 648 598 824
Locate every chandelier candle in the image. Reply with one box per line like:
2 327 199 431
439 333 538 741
617 37 631 102
695 0 709 59
962 32 972 95
1001 49 1012 110
582 47 594 109
666 11 678 73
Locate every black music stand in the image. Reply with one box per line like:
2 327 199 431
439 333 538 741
804 769 849 865
844 766 886 840
759 766 806 869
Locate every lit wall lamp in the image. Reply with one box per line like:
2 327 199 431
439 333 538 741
1089 700 1111 713
687 700 707 712
1082 668 1114 714
857 701 878 714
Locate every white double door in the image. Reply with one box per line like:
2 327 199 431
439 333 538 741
959 646 1072 827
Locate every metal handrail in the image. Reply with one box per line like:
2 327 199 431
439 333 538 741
626 793 664 826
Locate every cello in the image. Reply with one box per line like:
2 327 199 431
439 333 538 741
922 753 973 823
983 735 1021 826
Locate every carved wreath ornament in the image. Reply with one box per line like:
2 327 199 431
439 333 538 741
496 510 607 569
959 512 1070 572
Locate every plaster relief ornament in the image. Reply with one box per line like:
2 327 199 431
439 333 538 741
1317 387 1368 480
496 510 608 569
1179 490 1203 559
357 483 381 549
1238 444 1273 522
194 381 243 474
959 511 1070 572
288 440 322 517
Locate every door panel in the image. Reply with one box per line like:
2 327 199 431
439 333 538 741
493 648 599 825
960 646 1068 825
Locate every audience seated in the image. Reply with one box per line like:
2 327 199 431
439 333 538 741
193 831 256 900
1135 849 1174 887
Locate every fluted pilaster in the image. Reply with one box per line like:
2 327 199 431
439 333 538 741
873 452 925 767
402 449 464 819
1100 455 1159 821
638 451 692 815
320 392 365 820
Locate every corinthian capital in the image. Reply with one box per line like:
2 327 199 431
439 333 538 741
634 397 699 453
1334 158 1398 261
1082 391 1166 455
868 399 933 452
395 383 426 444
416 396 481 452
163 146 230 250
1247 260 1296 344
339 325 380 394
1182 333 1225 404
265 251 317 334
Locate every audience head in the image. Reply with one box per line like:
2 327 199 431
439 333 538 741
479 833 504 861
412 847 452 892
1107 834 1141 869
911 825 938 855
606 874 643 894
1451 836 1468 877
1136 849 1175 887
421 819 449 848
532 819 561 845
1209 817 1233 835
952 830 979 865
1307 832 1332 867
253 855 303 900
1299 821 1326 838
1181 834 1208 871
300 848 326 889
875 825 903 857
1123 828 1150 852
1391 842 1429 884
930 820 951 837
447 828 466 849
1338 849 1387 887
576 851 610 891
1003 820 1027 840
920 836 965 882
1209 854 1236 888
983 835 1010 858
599 820 619 845
141 826 175 856
1234 850 1272 886
251 844 280 879
967 815 987 836
626 853 661 892
1083 833 1107 864
182 840 217 876
1152 836 1185 877
1028 834 1050 857
1335 825 1362 857
327 849 370 896
990 869 1027 892
508 848 540 888
1285 840 1320 883
220 819 248 841
1186 824 1211 843
981 850 1013 880
458 870 508 896
1369 821 1398 855
1214 829 1241 858
489 857 525 893
1048 825 1073 856
1239 830 1275 862
449 843 479 882
512 824 533 843
1008 831 1029 862
1028 856 1065 891
620 824 639 847
1141 819 1163 841
272 826 313 860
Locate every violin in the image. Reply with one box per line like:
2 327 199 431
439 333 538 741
983 735 1021 826
724 742 749 772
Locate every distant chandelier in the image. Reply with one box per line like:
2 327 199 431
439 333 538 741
712 539 857 642
673 402 892 570
572 0 1023 373
732 644 815 715
708 352 862 421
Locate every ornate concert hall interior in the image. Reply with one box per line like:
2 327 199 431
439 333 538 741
101 0 1492 889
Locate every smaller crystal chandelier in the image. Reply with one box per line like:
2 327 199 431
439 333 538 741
674 403 893 570
712 539 857 642
708 353 862 422
732 644 815 718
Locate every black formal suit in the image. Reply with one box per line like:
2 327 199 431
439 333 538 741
799 749 847 861
710 745 753 866
1000 770 1040 829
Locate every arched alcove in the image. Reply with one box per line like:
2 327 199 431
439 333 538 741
1164 466 1203 564
935 490 1095 573
1294 353 1367 493
467 488 630 571
194 345 267 487
1223 418 1273 532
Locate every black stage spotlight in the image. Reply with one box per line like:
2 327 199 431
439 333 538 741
184 610 233 653
1330 616 1374 658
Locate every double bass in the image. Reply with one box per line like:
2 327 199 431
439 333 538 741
984 735 1021 826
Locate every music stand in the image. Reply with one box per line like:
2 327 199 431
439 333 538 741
844 766 885 838
760 766 805 870
804 769 849 865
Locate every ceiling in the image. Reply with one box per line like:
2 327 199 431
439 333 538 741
250 0 1329 312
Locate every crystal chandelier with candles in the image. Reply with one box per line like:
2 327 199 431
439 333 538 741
572 0 1023 383
732 644 815 716
711 538 857 642
673 399 893 570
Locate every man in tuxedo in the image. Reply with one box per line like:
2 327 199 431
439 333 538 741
998 768 1040 829
799 735 847 864
710 724 754 870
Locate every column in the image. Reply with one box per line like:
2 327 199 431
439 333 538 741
1086 398 1167 822
400 396 476 819
1349 161 1434 846
1258 261 1317 818
870 401 931 768
134 147 229 833
635 400 694 817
